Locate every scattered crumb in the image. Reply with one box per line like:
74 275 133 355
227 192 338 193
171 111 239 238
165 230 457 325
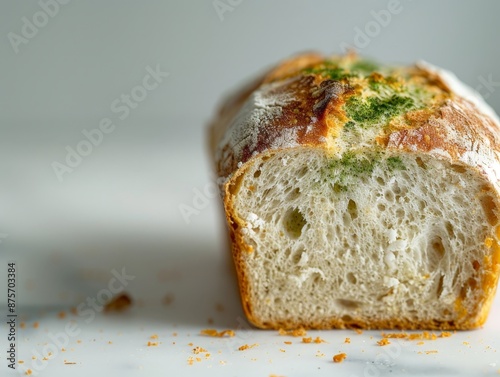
463 341 470 346
20 322 26 329
279 328 307 337
58 311 66 319
354 329 363 334
31 356 36 360
284 341 292 345
200 329 235 337
238 343 258 351
417 341 425 346
107 341 112 345
425 350 438 354
333 353 347 363
104 293 132 312
377 338 391 346
188 342 193 346
163 293 175 306
193 346 208 354
315 350 325 357
25 369 32 375
77 340 82 344
314 337 327 344
61 348 66 352
18 360 24 364
187 356 195 366
33 322 39 329
147 341 158 347
219 360 226 365
279 348 286 353
269 375 285 377
172 332 178 337
440 331 452 338
64 361 76 365
345 337 351 344
302 337 312 343
150 334 159 339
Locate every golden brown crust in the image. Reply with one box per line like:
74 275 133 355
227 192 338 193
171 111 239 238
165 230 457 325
210 52 500 330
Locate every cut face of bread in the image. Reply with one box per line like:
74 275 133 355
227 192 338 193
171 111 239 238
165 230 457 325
210 53 500 329
230 149 500 329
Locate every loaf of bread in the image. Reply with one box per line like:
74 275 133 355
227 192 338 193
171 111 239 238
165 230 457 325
209 53 500 330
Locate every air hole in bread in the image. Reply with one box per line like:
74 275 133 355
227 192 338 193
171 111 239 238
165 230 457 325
480 194 498 226
436 274 444 298
384 190 395 202
472 260 480 271
335 299 361 311
253 169 261 178
347 272 357 284
428 236 445 269
283 208 307 239
287 187 301 201
347 200 358 220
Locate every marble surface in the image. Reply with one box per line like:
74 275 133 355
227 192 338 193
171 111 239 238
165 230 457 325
1 128 500 377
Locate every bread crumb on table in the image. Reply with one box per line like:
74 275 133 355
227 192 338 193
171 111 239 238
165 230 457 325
104 293 132 312
33 322 39 329
284 341 292 345
344 337 351 343
147 341 158 347
200 329 235 337
333 353 347 363
150 334 158 339
302 337 312 343
193 346 208 354
25 369 32 375
58 311 66 319
238 343 258 351
377 338 391 346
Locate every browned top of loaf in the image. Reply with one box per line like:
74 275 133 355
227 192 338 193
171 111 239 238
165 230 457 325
209 53 500 188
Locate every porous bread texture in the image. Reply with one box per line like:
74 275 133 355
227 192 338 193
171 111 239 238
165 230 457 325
231 148 498 329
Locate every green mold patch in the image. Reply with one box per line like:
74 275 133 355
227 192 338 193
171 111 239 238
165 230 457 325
344 94 416 129
323 153 406 191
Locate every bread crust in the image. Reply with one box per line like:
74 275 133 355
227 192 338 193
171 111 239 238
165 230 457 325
210 53 500 330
